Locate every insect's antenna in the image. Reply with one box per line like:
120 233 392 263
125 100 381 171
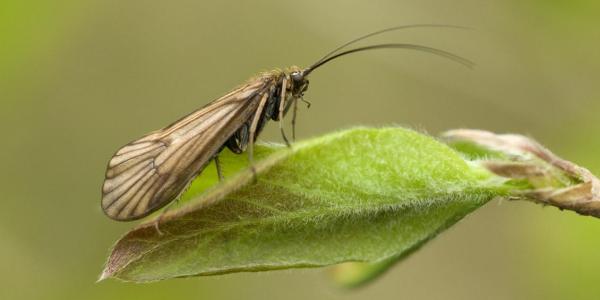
303 43 474 76
310 24 470 70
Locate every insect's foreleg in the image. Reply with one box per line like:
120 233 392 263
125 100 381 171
292 97 298 142
214 154 224 182
248 92 270 178
278 76 291 147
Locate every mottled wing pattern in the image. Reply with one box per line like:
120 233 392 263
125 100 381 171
101 75 277 221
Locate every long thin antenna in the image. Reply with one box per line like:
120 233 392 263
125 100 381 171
311 24 470 68
303 43 474 76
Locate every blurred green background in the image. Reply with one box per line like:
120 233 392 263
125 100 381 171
2 0 600 299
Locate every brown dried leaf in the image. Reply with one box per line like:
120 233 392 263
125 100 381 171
444 129 600 217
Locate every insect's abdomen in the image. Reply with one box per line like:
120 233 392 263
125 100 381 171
225 122 249 153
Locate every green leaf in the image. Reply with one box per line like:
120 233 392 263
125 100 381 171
100 127 508 282
329 246 423 288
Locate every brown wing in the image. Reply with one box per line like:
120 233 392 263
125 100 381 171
101 75 277 221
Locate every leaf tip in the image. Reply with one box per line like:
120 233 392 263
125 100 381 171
97 268 111 283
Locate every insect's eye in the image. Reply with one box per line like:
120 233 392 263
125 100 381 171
290 71 303 83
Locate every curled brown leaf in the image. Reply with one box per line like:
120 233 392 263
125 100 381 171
444 129 600 218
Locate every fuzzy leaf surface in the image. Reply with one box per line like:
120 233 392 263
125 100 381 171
101 127 505 282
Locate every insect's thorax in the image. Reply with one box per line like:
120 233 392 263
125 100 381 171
224 66 309 156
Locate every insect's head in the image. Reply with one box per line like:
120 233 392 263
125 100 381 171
288 67 310 97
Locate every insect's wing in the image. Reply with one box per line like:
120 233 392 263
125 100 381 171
101 78 274 221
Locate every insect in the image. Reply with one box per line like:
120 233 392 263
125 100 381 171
101 24 473 221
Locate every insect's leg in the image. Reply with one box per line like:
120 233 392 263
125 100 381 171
153 176 195 235
154 214 165 235
214 154 224 182
278 76 291 147
248 92 270 178
291 97 298 142
153 199 180 235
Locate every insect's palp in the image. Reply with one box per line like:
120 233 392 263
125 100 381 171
301 97 311 109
